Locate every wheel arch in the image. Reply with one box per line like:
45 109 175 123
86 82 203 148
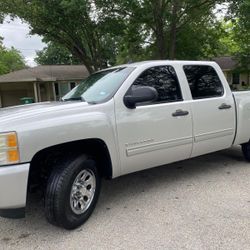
28 138 113 191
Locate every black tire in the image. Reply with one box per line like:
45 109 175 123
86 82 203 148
45 154 101 230
242 142 250 162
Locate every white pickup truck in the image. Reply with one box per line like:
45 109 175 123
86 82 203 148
0 60 250 229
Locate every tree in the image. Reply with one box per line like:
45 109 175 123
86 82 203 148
0 0 124 73
1 0 248 71
0 38 26 75
96 0 227 60
35 42 81 65
228 0 250 71
175 20 227 59
0 0 228 70
217 21 240 56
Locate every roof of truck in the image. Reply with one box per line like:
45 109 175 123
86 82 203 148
110 60 217 68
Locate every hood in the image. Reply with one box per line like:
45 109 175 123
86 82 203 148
0 101 91 130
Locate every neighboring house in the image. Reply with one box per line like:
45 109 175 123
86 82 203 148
0 65 89 108
214 56 250 90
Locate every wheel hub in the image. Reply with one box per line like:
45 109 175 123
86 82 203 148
70 169 96 214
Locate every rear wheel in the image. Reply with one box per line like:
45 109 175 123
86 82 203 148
242 142 250 162
45 154 101 229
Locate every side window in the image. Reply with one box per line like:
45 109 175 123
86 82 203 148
132 66 182 104
183 65 224 99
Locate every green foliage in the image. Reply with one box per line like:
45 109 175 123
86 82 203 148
0 0 123 72
0 0 249 72
97 0 230 61
230 0 250 71
0 39 26 75
218 21 240 55
35 42 81 65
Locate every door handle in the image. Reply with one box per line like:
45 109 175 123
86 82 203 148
218 103 232 110
172 109 189 117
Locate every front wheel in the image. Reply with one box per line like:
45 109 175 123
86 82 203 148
242 142 250 162
45 154 101 229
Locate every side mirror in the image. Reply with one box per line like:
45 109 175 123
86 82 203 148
124 86 158 109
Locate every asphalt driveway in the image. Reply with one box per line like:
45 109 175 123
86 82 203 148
0 146 250 250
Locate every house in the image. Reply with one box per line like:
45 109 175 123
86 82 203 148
214 56 250 90
0 65 89 108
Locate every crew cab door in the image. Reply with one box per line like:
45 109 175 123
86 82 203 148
183 64 236 157
114 65 193 175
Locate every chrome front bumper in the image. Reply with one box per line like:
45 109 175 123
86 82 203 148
0 163 29 218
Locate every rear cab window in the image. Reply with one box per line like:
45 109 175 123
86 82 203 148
183 65 224 99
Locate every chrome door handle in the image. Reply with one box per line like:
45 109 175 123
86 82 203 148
218 103 232 110
172 109 189 117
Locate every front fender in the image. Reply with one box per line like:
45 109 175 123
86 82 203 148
17 112 120 178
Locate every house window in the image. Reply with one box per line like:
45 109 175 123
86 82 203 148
54 82 78 100
232 73 240 85
54 83 59 96
70 82 76 90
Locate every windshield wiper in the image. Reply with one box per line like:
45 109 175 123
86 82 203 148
87 101 98 105
63 97 85 102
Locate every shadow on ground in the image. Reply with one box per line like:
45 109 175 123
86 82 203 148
0 146 248 246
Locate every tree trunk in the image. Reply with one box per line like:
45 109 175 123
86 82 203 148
152 0 167 59
76 55 94 74
169 0 179 59
72 46 94 74
156 29 167 59
82 59 94 74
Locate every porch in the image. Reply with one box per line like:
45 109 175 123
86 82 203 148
0 65 89 108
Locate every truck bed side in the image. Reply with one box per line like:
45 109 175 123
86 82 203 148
233 91 250 145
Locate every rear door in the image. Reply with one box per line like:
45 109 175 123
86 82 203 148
183 64 236 157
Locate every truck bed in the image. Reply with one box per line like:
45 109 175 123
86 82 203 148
233 91 250 145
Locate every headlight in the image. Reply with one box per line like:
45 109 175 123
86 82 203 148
0 132 20 165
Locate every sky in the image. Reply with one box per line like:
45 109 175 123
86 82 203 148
0 16 45 67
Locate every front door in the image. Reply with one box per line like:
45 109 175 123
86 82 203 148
115 65 193 175
183 64 236 157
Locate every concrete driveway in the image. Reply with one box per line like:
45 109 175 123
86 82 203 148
1 146 250 250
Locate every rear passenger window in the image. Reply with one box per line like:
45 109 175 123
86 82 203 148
132 65 182 104
183 65 224 99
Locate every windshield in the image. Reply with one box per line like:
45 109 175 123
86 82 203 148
63 67 135 103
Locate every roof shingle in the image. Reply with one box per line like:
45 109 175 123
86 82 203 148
0 65 89 83
213 56 237 71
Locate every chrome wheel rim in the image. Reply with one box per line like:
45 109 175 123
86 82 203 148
70 169 96 215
